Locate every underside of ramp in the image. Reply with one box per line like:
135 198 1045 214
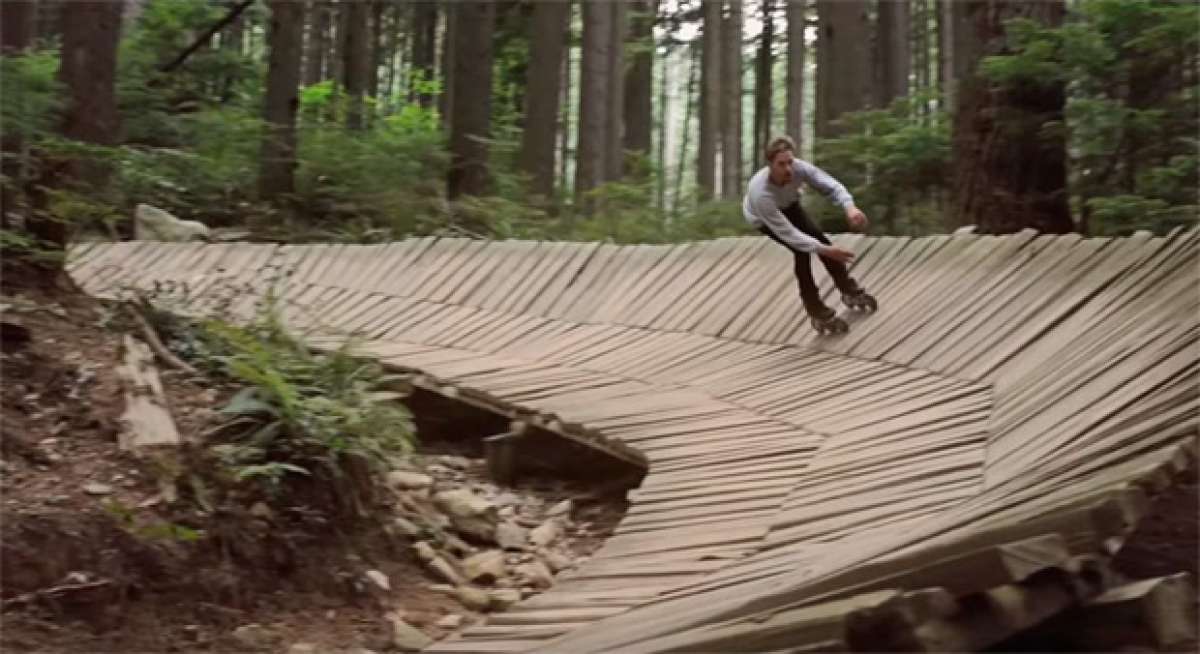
69 227 1199 652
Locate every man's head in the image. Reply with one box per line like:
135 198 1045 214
765 136 796 185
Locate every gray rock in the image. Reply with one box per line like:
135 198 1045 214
387 614 433 652
529 520 561 547
439 455 473 470
436 614 463 629
82 482 114 496
435 488 499 543
287 643 318 654
488 588 522 610
540 549 574 573
364 569 390 592
461 550 507 585
494 521 529 551
249 502 272 519
231 623 275 650
414 542 466 586
393 516 422 538
387 470 433 491
514 559 555 590
455 584 491 611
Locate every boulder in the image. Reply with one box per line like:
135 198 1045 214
134 204 210 242
461 550 507 585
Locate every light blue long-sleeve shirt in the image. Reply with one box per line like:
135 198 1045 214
742 159 854 253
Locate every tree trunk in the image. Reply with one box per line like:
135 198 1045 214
518 0 569 199
784 0 805 148
940 0 975 110
343 0 370 129
753 0 773 171
1 0 38 230
875 0 909 108
368 1 384 100
259 0 304 200
605 1 627 182
674 43 699 214
815 0 870 138
559 23 573 198
304 1 330 85
446 1 495 199
656 42 669 210
410 0 437 107
1 0 37 54
575 0 612 207
438 2 455 126
697 0 721 199
720 0 743 199
623 0 656 169
951 0 1071 234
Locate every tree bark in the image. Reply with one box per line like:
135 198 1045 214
623 0 657 168
304 1 330 85
343 0 370 129
940 0 975 110
368 1 384 100
446 1 495 199
605 1 627 182
559 24 573 198
438 2 455 126
1 0 37 54
258 0 304 200
410 0 437 107
720 0 743 199
875 0 909 108
753 0 774 170
950 0 1072 234
697 0 721 199
815 0 869 138
575 0 612 207
675 43 699 213
784 0 805 149
518 0 570 199
1 0 37 230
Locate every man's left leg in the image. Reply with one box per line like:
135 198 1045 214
780 203 863 296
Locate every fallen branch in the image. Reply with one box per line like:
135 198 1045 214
1 579 114 613
125 302 199 376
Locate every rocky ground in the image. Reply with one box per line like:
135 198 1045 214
0 271 626 653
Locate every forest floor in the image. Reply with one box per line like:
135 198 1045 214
0 264 1195 653
0 266 627 653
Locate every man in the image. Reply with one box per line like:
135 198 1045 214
742 136 877 334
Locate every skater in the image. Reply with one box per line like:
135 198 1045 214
742 135 877 333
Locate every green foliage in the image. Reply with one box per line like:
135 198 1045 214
0 51 63 142
104 498 204 543
195 291 416 501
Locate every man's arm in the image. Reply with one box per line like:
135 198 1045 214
750 193 823 253
794 159 870 231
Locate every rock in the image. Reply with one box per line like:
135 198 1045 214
515 559 555 590
520 586 537 599
529 520 562 547
540 550 574 573
425 464 454 477
414 542 465 586
387 470 433 491
495 521 529 551
487 589 522 610
387 613 433 652
428 584 455 595
461 550 507 585
439 455 473 470
498 506 516 519
546 499 573 518
364 569 390 592
249 502 272 519
455 584 491 611
82 482 114 496
436 614 463 629
134 204 210 241
288 644 318 654
231 623 275 650
434 488 499 543
393 516 422 538
492 492 522 507
441 532 474 558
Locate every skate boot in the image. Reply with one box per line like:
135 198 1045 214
842 288 878 312
809 306 848 335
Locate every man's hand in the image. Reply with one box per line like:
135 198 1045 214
818 244 855 264
845 205 869 231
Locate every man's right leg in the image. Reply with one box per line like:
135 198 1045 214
780 203 863 296
757 226 834 319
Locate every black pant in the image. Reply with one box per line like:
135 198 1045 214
758 202 860 316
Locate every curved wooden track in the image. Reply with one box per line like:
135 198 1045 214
68 228 1199 651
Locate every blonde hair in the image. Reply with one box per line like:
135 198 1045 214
765 136 796 163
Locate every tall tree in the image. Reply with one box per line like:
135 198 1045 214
950 0 1071 233
438 3 455 126
605 1 627 182
518 0 570 199
720 0 743 198
674 44 700 213
1 0 38 230
575 0 612 206
940 0 977 111
304 1 330 85
410 0 437 107
697 0 721 198
753 0 774 172
343 0 370 129
875 0 910 108
624 0 657 169
815 0 870 138
259 0 304 200
558 23 574 197
446 1 495 198
784 0 805 147
368 1 384 100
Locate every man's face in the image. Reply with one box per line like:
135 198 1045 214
769 149 794 186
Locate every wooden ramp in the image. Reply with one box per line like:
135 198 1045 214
68 228 1199 652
